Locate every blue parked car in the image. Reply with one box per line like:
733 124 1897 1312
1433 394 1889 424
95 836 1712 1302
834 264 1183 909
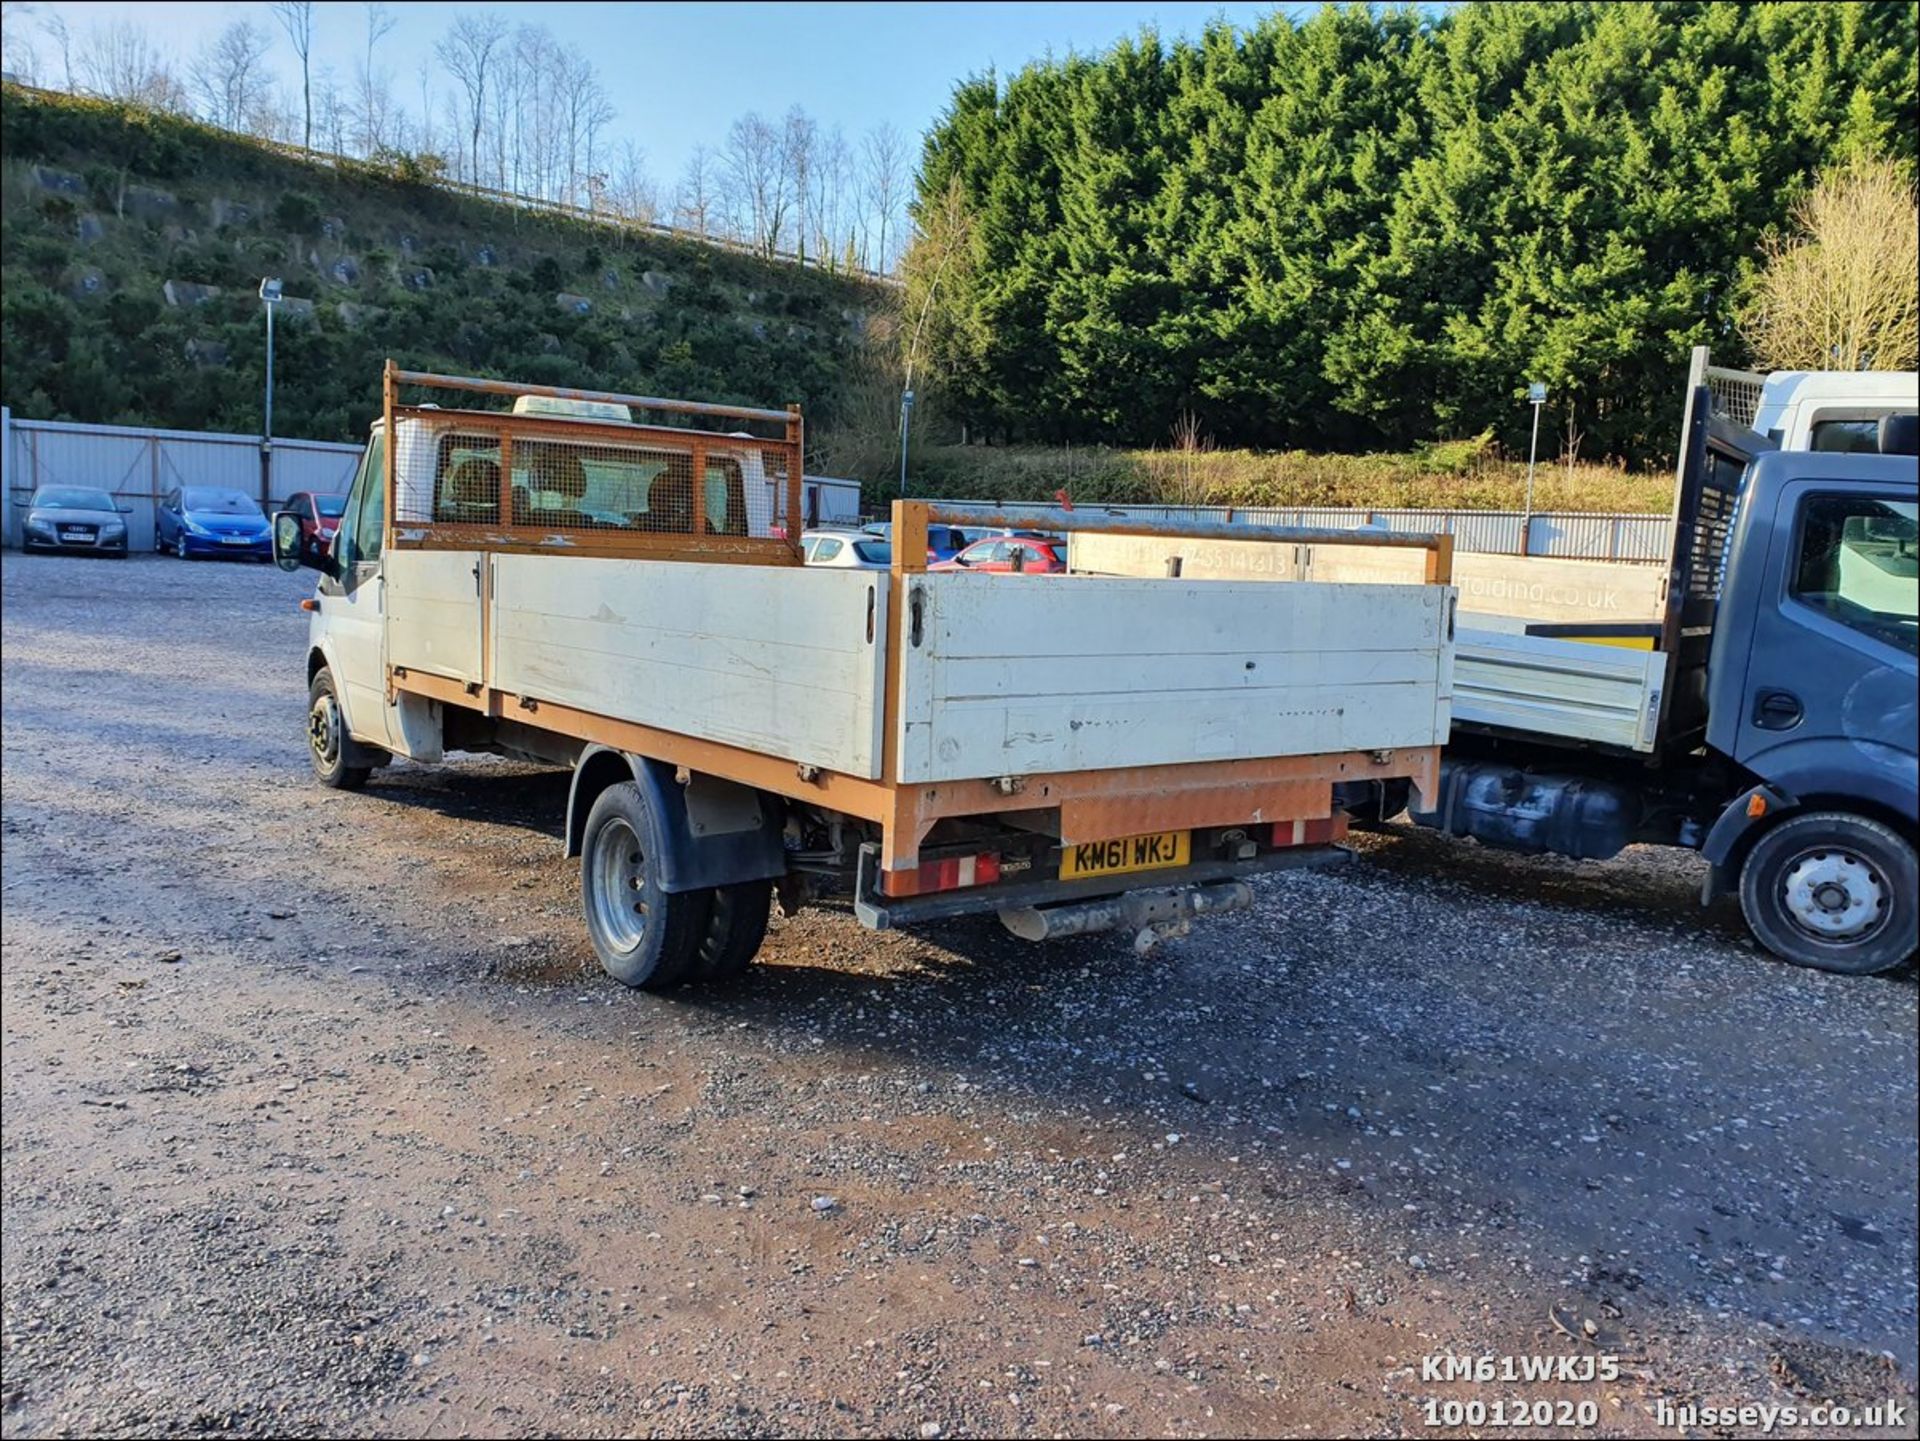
862 521 971 563
156 486 274 561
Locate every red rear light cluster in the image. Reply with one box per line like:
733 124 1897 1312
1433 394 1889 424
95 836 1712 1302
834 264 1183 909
1269 815 1348 847
881 852 1002 897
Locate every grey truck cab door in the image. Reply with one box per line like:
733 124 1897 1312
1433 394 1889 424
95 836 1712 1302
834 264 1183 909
1716 457 1918 808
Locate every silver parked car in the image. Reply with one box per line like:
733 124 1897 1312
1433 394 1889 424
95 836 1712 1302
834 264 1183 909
802 529 891 570
22 485 131 557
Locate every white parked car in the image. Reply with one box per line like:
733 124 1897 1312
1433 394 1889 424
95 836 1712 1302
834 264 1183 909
802 529 891 569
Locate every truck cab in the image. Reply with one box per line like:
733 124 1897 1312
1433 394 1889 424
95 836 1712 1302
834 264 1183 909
1692 443 1917 969
1415 390 1918 974
1740 368 1920 452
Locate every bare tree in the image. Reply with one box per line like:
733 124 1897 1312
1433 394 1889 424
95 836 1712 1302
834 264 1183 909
314 62 348 155
354 1 396 154
810 127 854 271
607 138 656 225
782 105 816 263
436 12 504 185
270 1 314 148
1743 157 1920 371
861 123 908 273
510 24 559 197
557 44 613 207
1166 409 1215 507
13 4 56 87
675 144 718 236
723 111 788 255
487 46 518 191
75 19 187 109
188 19 270 131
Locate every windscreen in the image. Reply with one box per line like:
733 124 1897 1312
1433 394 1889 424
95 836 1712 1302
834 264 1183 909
315 495 348 518
33 487 114 510
184 489 264 515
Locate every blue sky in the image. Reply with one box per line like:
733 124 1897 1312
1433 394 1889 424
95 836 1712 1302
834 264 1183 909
15 1 1305 182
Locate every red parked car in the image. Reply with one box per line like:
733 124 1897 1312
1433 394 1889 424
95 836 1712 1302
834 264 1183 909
281 491 350 554
930 533 1068 573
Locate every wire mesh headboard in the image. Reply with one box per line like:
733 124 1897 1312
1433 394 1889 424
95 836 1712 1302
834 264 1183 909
381 363 804 565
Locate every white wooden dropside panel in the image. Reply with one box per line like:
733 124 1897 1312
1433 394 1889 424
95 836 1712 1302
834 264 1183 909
896 574 1451 784
386 548 483 683
490 556 889 778
1453 627 1665 751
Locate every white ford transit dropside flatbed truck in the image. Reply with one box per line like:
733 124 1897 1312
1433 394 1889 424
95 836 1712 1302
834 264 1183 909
272 365 1457 991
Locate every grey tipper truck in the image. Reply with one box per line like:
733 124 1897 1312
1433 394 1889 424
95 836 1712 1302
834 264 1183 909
1403 388 1918 974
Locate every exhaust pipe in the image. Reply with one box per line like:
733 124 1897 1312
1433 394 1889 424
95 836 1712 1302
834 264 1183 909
999 880 1255 951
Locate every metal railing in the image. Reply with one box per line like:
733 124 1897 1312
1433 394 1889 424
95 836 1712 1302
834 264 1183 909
953 500 1672 562
895 500 1456 583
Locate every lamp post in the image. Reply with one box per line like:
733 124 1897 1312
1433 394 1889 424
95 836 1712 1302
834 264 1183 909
898 388 915 499
1523 380 1547 552
259 277 283 508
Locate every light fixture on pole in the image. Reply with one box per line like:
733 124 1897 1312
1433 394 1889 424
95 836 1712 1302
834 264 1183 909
259 277 284 508
1524 380 1547 544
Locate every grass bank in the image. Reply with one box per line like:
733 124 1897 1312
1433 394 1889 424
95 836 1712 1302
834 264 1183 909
826 433 1674 514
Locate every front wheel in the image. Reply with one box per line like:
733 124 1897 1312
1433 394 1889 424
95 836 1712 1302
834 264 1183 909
1738 811 1916 975
580 781 712 991
307 668 371 791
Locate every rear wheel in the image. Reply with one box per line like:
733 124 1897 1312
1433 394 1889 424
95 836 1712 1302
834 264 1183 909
1738 811 1916 975
581 781 712 991
692 879 773 983
307 668 371 791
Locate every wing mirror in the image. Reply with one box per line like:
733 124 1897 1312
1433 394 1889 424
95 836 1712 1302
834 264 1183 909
273 511 335 576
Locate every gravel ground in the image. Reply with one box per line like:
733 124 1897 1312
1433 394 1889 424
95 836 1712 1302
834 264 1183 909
2 551 1915 1440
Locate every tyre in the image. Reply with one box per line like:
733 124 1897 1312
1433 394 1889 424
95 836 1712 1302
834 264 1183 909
580 781 713 991
691 879 773 983
1738 810 1917 975
307 667 371 791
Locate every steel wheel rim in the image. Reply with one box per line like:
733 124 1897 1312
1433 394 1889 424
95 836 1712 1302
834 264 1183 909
309 693 341 770
590 816 649 954
1780 845 1888 944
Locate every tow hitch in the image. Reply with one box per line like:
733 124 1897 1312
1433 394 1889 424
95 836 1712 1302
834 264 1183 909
999 880 1256 953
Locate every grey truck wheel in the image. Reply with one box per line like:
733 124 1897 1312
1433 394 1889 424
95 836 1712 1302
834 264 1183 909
307 668 371 791
580 781 712 991
1738 811 1917 976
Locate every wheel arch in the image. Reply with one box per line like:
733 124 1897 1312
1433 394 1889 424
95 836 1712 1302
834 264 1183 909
564 745 787 893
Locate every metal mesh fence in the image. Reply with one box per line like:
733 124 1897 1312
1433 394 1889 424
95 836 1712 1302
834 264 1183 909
391 428 795 560
382 368 801 558
395 425 773 540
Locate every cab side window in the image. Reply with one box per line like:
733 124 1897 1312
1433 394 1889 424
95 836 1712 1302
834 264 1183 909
1790 493 1918 655
335 433 387 568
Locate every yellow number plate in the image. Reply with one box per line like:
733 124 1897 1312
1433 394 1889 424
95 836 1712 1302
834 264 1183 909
1059 830 1190 881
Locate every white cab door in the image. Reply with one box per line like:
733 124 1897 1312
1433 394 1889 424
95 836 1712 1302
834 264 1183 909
318 431 393 748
